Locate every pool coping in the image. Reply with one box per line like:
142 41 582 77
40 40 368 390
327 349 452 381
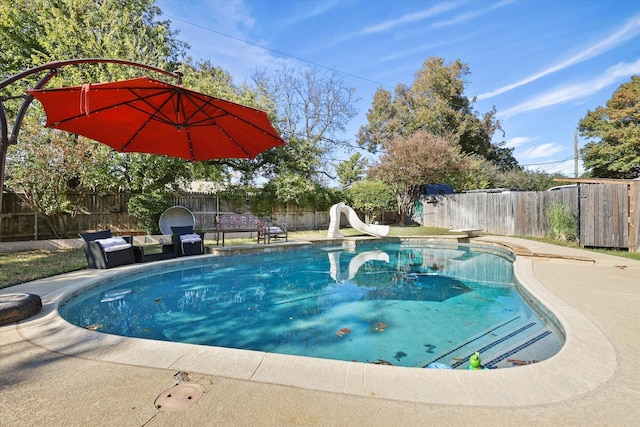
6 236 619 407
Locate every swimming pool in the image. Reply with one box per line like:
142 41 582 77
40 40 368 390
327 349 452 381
59 240 563 369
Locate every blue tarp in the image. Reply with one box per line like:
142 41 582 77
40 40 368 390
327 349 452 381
420 184 454 196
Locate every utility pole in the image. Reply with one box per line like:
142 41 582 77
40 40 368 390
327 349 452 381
574 131 579 178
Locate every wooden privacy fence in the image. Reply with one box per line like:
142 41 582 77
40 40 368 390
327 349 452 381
2 181 638 251
420 181 640 252
0 191 348 241
420 188 578 237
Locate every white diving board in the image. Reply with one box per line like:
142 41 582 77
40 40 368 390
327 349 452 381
449 228 482 238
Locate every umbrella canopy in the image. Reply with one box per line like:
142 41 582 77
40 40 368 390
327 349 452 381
28 76 285 160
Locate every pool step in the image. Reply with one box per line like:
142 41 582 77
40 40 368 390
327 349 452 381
482 328 562 368
423 315 526 367
424 313 555 369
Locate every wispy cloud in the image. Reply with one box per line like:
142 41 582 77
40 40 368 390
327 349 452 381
360 3 459 35
431 0 515 29
521 143 564 159
359 35 470 72
309 3 460 55
523 158 582 176
478 12 640 100
505 136 536 148
278 0 341 28
199 0 255 33
498 58 640 118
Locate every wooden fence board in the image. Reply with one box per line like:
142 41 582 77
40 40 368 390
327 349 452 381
630 183 639 252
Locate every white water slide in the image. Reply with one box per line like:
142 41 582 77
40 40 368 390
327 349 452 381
327 202 390 238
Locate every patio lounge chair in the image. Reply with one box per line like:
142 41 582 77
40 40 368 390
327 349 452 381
262 218 288 244
79 230 136 269
171 226 205 256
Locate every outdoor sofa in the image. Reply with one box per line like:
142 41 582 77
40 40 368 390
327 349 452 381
170 226 205 256
79 229 136 269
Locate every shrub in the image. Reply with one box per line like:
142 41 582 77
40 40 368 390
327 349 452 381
547 203 577 242
128 191 170 234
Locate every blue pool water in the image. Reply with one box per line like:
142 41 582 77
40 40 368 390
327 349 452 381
59 241 563 368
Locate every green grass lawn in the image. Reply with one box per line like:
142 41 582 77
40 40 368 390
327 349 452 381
1 226 638 290
0 248 87 289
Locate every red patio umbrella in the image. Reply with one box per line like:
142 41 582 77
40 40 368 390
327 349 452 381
27 76 285 160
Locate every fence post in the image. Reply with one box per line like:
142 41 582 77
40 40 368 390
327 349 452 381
576 183 581 247
629 183 637 252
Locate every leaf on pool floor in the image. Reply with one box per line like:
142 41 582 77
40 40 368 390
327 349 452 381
336 327 352 337
423 343 436 353
507 358 539 366
393 351 407 361
367 359 393 365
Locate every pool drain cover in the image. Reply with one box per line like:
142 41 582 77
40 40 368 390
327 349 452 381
154 383 204 412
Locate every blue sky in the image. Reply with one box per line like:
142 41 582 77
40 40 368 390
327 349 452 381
157 0 640 177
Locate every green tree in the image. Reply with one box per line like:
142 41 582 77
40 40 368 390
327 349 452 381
486 140 519 172
253 172 341 218
357 57 504 163
127 191 170 235
336 153 368 187
1 0 187 87
248 66 359 220
345 180 394 223
494 168 563 191
6 120 116 236
578 75 640 178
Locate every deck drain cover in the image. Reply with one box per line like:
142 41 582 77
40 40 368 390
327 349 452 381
154 383 204 412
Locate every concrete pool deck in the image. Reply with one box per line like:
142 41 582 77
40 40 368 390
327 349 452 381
1 236 639 425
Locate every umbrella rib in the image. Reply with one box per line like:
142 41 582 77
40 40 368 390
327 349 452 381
126 88 184 127
184 127 196 161
180 92 228 124
119 89 179 152
119 114 155 153
217 125 252 158
197 96 284 141
173 92 253 159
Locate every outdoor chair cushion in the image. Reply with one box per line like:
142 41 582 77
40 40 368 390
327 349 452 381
171 230 205 256
179 233 202 244
95 236 132 252
262 222 288 243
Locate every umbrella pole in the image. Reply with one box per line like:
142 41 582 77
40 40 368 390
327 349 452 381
0 101 9 216
0 69 57 216
0 145 6 216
